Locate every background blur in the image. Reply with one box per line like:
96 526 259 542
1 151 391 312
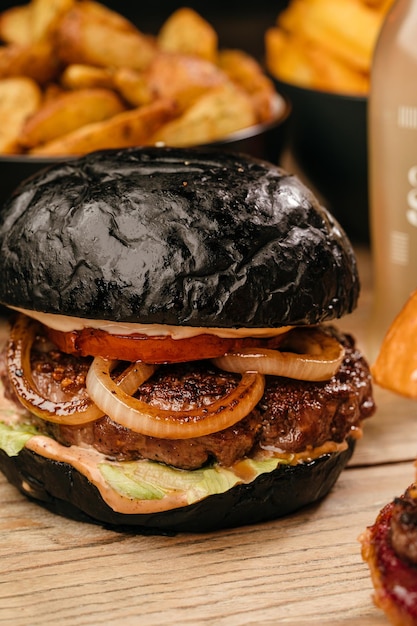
85 1 288 61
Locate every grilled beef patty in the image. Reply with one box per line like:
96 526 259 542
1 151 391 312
1 327 375 470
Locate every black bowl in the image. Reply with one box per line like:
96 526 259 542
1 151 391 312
274 79 368 243
0 93 291 209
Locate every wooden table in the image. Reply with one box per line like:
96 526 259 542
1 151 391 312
0 247 416 626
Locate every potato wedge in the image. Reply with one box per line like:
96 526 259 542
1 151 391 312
266 0 393 94
151 82 256 147
55 1 156 71
266 27 317 88
277 0 383 73
306 41 369 93
0 0 73 45
0 5 31 45
30 99 177 156
112 68 154 107
60 63 115 90
362 0 393 11
43 83 65 102
0 2 279 156
0 40 60 84
158 8 218 63
20 88 126 149
265 26 369 94
218 49 277 122
0 76 41 153
372 291 417 399
309 39 369 96
30 0 74 42
145 52 227 111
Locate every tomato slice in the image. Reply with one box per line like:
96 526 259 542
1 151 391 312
45 326 284 363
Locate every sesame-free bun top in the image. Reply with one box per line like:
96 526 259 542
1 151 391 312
0 147 359 328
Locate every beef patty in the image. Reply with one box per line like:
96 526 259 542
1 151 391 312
1 327 375 470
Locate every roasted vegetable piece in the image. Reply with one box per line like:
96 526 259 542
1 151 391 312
372 290 417 399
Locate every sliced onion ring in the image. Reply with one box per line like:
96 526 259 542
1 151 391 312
7 314 104 424
113 361 158 395
212 327 345 381
86 357 265 439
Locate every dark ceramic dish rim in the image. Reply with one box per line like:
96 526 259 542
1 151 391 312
273 77 367 104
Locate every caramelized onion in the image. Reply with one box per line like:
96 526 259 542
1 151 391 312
213 327 345 381
86 356 265 439
7 314 104 424
113 361 158 394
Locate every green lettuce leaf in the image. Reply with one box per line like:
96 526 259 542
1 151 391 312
0 421 39 456
99 456 289 503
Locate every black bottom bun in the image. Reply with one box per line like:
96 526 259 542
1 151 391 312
0 439 355 534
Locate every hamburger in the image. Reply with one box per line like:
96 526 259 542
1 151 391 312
0 146 375 533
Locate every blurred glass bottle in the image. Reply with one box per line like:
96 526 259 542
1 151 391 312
368 0 417 360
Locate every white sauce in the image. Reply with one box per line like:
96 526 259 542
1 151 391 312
10 306 293 339
25 435 190 514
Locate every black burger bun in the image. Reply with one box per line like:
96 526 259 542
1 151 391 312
0 146 359 328
0 440 355 534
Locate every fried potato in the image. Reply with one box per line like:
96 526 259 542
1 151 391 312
0 40 60 84
266 26 369 94
151 82 256 147
0 1 279 156
0 5 31 45
0 0 73 45
55 1 157 71
266 27 317 88
307 40 369 94
265 0 394 94
372 291 417 399
218 49 277 122
278 0 384 73
158 8 218 63
43 83 65 101
30 99 177 156
145 52 227 111
30 0 74 42
114 51 235 111
112 67 154 107
60 63 114 90
19 88 126 149
364 0 393 10
0 77 41 153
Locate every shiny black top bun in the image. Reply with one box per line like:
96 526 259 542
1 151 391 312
0 147 359 328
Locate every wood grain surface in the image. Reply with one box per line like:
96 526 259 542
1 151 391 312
0 462 413 625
